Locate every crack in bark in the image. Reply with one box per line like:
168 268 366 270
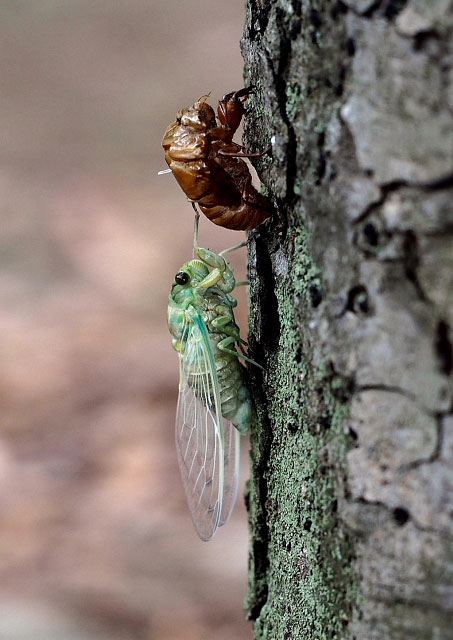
348 183 434 301
369 590 453 614
401 229 429 303
348 496 453 541
262 31 298 209
352 207 431 304
247 373 272 620
410 517 453 542
357 383 415 399
352 177 453 227
355 384 452 418
398 415 443 472
351 181 405 223
329 362 452 423
435 320 453 377
246 239 281 621
344 0 409 20
247 0 271 40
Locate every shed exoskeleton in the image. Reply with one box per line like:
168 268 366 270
162 87 272 230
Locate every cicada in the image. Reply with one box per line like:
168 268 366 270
162 87 272 231
167 235 259 540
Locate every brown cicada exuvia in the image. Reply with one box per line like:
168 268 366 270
162 87 272 231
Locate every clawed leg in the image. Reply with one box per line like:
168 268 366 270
232 86 256 101
219 241 248 257
217 335 264 370
213 325 263 370
246 226 263 244
217 145 271 159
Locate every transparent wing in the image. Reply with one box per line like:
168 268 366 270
175 313 240 540
218 418 240 528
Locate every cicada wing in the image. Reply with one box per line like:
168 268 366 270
218 419 240 528
175 315 225 541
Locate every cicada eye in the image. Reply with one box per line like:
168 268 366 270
175 271 190 285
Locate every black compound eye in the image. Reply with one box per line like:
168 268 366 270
175 271 190 285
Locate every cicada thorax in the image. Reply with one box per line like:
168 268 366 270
162 89 272 231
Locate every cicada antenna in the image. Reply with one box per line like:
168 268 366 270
197 92 212 105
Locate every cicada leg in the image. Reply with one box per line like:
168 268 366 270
211 314 239 335
231 86 256 101
217 86 256 134
210 315 262 369
195 248 239 294
215 333 263 370
217 145 271 159
219 241 248 256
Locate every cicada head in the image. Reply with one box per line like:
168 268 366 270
177 97 216 132
180 259 210 284
170 259 210 302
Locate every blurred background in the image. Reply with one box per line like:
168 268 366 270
0 1 253 638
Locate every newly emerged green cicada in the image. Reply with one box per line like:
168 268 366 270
168 230 259 540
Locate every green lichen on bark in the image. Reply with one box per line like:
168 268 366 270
246 225 357 638
243 2 359 637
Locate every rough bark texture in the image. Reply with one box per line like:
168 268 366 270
242 1 453 638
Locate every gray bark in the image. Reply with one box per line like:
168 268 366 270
242 1 453 638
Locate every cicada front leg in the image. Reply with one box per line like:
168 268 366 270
217 145 272 159
195 248 238 294
216 86 256 135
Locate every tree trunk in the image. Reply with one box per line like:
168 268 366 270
242 1 453 638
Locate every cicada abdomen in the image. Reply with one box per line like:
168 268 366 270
162 87 272 231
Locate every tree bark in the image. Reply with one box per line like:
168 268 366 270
242 1 453 638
